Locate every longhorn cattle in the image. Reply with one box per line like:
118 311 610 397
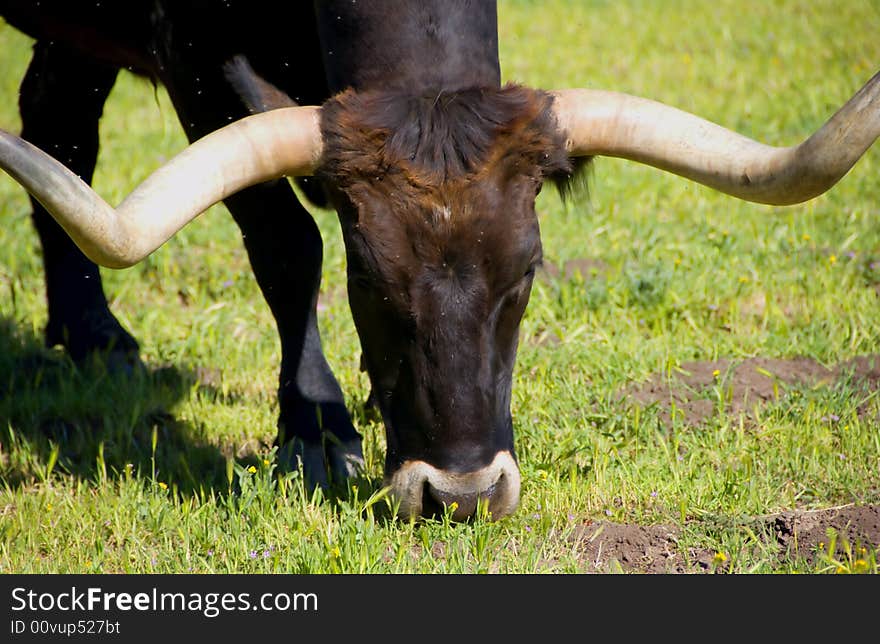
1 1 878 520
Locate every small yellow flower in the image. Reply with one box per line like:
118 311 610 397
738 276 750 284
802 233 811 241
835 565 846 574
673 257 682 267
539 470 549 481
448 501 459 513
330 546 341 558
712 369 721 379
46 503 53 511
247 465 257 474
828 254 837 265
262 459 270 466
712 552 728 565
854 559 868 571
158 482 168 490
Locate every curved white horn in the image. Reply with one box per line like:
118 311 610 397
0 105 322 268
551 70 880 206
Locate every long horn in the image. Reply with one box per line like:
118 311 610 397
551 70 880 206
0 106 322 268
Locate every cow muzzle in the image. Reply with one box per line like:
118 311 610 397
385 451 520 521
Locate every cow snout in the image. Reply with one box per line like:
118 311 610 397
386 451 520 521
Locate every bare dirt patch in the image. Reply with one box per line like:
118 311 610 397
574 354 880 572
623 355 880 426
571 504 880 573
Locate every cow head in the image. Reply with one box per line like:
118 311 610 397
1 71 877 520
317 86 575 519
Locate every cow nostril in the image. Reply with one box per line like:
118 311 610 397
419 480 445 519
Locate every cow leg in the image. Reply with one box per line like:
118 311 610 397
18 42 140 371
153 1 363 486
159 86 363 489
222 186 365 488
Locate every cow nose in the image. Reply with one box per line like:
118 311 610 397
387 451 521 521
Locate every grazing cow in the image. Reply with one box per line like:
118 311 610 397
1 1 878 520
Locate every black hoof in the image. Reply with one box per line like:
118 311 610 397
45 309 143 375
278 437 365 491
328 437 366 482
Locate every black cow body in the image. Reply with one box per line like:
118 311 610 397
0 0 362 486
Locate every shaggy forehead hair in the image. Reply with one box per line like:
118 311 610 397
317 84 574 190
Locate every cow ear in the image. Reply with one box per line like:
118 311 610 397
223 55 298 113
550 155 593 203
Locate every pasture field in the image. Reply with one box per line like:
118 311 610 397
1 0 879 574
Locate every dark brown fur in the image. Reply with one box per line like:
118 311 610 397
318 84 575 190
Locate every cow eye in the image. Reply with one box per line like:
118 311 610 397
505 262 539 297
524 258 542 280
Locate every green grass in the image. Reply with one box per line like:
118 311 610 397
1 0 879 573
